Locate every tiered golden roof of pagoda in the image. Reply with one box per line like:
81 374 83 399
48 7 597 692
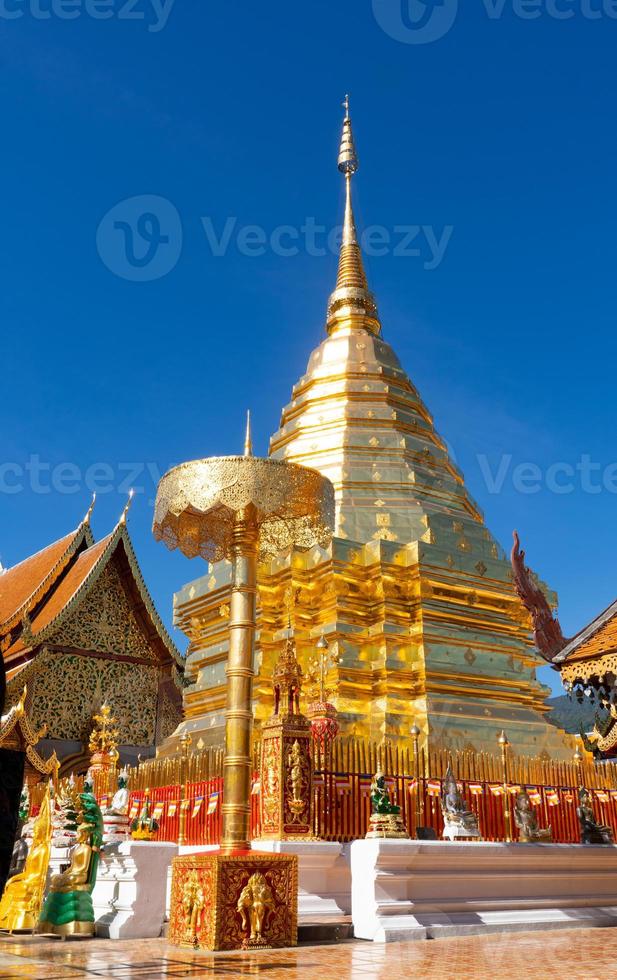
269 97 483 546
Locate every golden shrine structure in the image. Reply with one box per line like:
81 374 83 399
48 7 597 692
0 498 183 772
165 103 573 760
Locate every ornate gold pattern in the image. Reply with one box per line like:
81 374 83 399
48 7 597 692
168 852 297 951
27 649 159 743
48 563 156 661
180 870 205 946
153 456 334 563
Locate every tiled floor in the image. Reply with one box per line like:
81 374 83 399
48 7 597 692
0 930 611 979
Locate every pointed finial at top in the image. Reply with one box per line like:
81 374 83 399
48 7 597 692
119 489 134 525
243 410 253 457
326 97 380 336
338 95 359 176
84 492 96 524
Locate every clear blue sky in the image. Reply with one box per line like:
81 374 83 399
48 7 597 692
2 1 616 698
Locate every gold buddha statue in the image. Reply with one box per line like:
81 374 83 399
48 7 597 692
49 823 94 892
0 788 52 933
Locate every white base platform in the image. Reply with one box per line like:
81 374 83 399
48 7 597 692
253 841 351 920
93 841 177 939
351 839 617 942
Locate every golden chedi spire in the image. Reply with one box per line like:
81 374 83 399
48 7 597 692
243 410 253 457
326 95 381 337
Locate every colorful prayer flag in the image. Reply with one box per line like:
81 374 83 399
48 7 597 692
152 803 164 821
129 802 139 820
335 776 351 794
489 784 505 797
427 779 441 797
545 789 560 807
526 788 542 805
191 796 204 818
469 783 484 796
596 791 609 804
407 779 418 793
167 801 177 818
251 779 261 796
507 785 521 795
207 792 219 814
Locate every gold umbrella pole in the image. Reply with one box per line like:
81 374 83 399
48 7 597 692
153 419 334 950
222 508 258 852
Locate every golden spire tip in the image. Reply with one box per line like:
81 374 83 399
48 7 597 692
243 410 253 457
338 95 358 176
119 489 134 525
84 492 96 524
326 96 381 336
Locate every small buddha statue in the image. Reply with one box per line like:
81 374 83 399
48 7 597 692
106 768 129 816
577 787 614 844
0 789 52 933
513 791 552 843
130 790 159 841
38 790 104 937
365 769 409 839
103 768 131 844
440 766 481 841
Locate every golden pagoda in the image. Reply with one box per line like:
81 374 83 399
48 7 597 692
168 100 573 759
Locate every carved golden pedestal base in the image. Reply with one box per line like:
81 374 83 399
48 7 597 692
168 851 298 951
365 813 410 840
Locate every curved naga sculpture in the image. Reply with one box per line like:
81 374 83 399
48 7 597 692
510 531 569 663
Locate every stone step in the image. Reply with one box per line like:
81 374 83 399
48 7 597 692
298 919 354 944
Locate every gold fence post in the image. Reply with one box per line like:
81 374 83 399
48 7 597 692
410 723 423 836
178 731 192 847
573 743 583 787
498 730 512 842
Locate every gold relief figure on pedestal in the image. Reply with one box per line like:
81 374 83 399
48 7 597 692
286 740 307 822
0 788 52 933
513 791 552 843
262 740 280 832
237 872 275 947
181 870 205 945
